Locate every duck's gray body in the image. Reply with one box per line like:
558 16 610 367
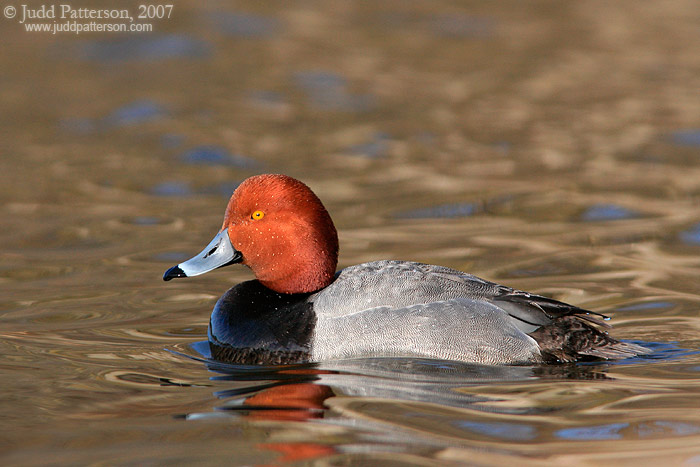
208 260 648 365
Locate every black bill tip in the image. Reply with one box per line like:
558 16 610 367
163 265 187 281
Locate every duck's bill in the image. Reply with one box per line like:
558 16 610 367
163 228 242 281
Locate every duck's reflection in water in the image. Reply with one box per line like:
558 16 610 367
176 341 670 464
190 341 614 418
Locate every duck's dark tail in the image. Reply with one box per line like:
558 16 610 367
530 315 651 363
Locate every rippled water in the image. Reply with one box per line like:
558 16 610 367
3 1 700 464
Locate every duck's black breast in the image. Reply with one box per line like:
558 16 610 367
208 280 315 365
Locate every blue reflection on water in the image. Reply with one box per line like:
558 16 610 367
643 420 700 436
456 420 537 441
104 100 168 127
556 422 629 440
345 132 391 159
581 204 638 221
150 180 242 198
670 130 700 147
615 301 674 312
180 146 261 169
150 181 192 197
60 99 167 133
680 223 700 245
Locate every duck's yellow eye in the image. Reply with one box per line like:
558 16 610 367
251 210 265 220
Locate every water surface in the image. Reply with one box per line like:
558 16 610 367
2 1 700 464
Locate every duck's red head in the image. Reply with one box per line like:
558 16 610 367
163 174 339 294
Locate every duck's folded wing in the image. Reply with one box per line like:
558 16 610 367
491 287 611 333
490 287 649 362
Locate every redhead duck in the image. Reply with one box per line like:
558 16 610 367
164 174 649 365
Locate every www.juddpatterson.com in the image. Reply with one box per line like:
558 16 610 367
25 20 153 34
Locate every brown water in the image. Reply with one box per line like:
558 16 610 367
3 1 700 464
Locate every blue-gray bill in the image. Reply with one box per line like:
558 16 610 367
163 228 242 281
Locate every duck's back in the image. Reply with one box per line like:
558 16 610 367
311 261 503 316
